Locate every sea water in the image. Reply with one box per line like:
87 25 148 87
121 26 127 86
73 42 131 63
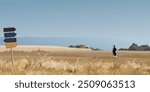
0 37 131 50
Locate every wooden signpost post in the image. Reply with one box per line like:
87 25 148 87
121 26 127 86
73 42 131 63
3 27 17 64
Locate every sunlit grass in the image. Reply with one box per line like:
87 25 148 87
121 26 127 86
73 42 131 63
0 50 150 75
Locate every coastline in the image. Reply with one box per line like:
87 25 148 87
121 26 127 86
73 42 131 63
0 45 92 52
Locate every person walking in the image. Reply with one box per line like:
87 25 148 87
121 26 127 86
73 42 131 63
112 45 117 58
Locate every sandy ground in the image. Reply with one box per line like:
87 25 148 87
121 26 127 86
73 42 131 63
0 45 92 52
0 45 113 58
1 45 150 58
1 45 150 54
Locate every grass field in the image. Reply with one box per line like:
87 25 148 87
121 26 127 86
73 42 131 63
0 46 150 75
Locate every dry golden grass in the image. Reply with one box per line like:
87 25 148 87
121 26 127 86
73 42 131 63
0 46 150 75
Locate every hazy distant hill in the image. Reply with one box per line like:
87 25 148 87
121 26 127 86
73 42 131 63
68 44 102 51
119 43 150 51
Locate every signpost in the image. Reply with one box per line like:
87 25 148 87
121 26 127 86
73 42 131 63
3 27 17 64
4 33 16 37
4 38 17 43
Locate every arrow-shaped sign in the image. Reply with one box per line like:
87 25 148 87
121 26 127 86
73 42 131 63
4 33 16 37
3 27 16 32
5 42 17 48
4 38 17 43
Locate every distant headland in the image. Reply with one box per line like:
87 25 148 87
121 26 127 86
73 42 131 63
119 43 150 51
69 44 102 51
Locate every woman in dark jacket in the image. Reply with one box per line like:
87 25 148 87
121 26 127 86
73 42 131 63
112 45 117 58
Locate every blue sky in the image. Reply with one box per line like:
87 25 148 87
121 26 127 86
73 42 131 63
0 0 150 45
